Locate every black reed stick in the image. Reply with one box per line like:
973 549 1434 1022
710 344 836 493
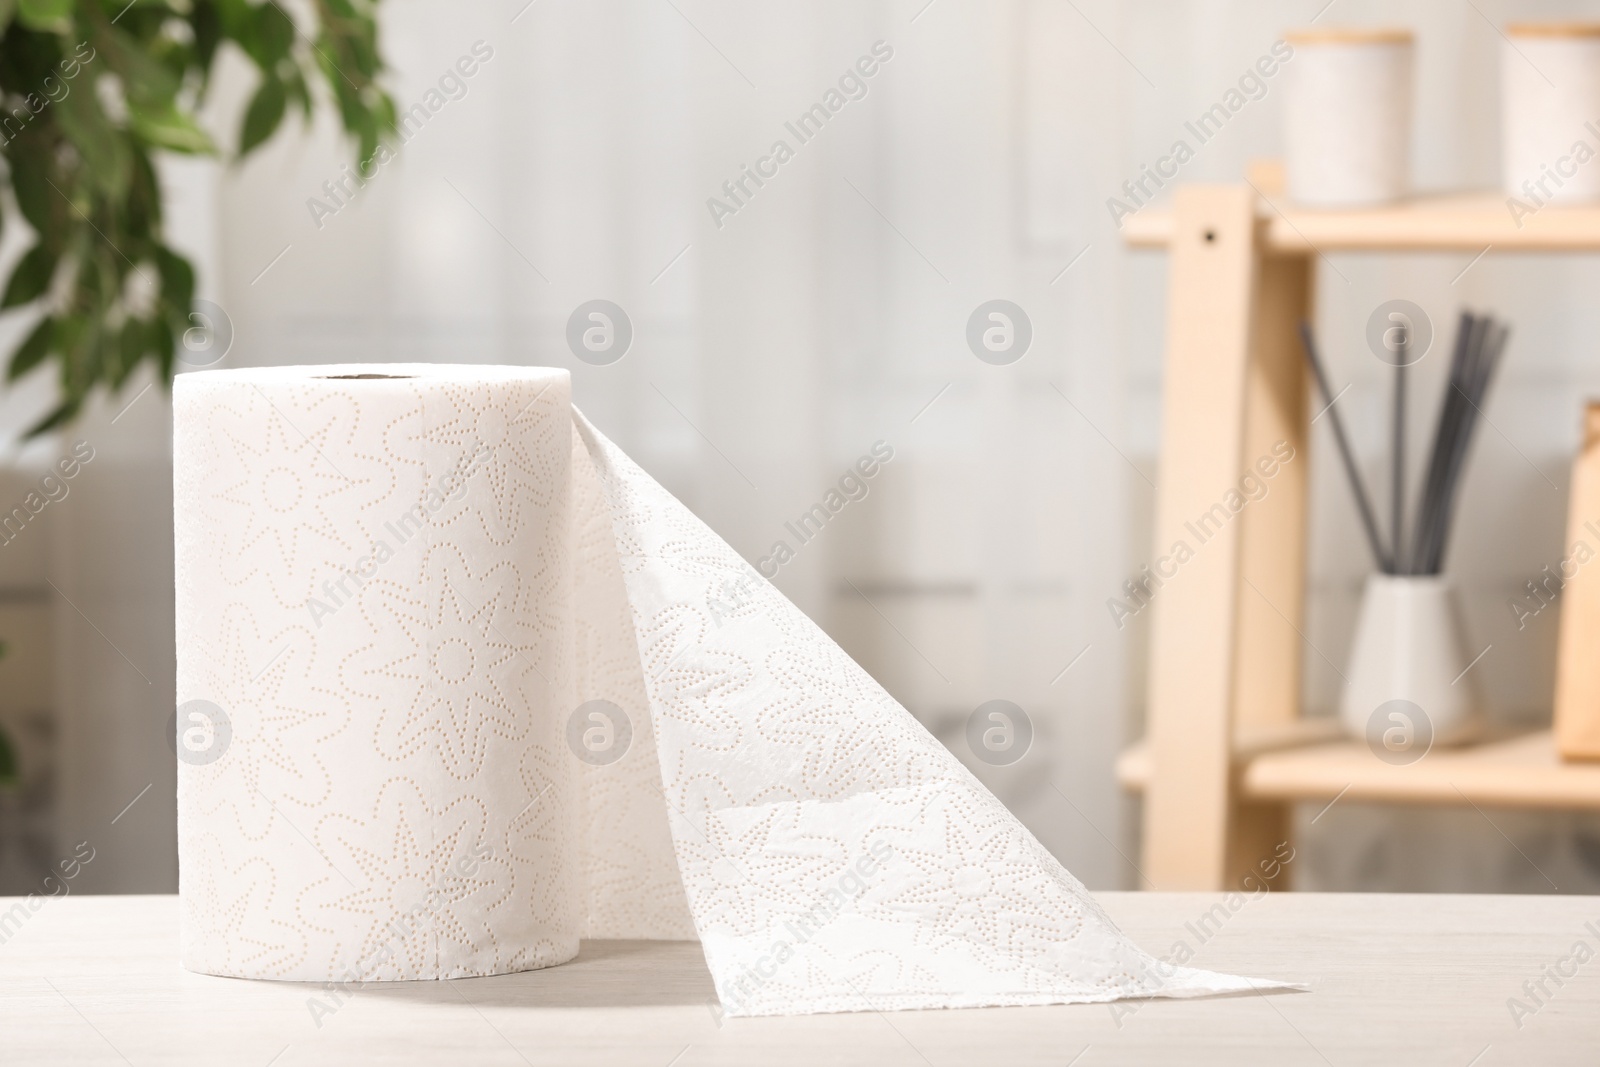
1410 312 1475 574
1422 326 1473 573
1393 332 1407 572
1298 321 1392 573
1429 319 1508 573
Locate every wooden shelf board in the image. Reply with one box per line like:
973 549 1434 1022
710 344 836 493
1245 728 1600 809
1115 716 1343 791
1122 728 1600 811
1121 191 1600 253
1115 740 1150 790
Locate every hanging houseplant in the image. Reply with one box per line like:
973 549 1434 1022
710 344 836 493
0 0 395 434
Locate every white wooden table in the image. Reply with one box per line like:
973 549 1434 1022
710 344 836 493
1 892 1594 1065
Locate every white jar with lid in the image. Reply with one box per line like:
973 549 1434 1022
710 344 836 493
1283 28 1414 206
1502 23 1600 204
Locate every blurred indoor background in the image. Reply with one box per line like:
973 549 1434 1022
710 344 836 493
3 0 1600 897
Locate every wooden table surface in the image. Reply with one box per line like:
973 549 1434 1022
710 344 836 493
1 892 1595 1065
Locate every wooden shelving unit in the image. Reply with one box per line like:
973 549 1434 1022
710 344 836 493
1119 163 1600 890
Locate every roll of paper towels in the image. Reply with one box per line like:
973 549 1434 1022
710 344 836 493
1283 28 1414 206
175 365 1286 1014
1502 24 1600 204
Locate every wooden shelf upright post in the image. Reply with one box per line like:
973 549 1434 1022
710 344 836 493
1142 185 1313 890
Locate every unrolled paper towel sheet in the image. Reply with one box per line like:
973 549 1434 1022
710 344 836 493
175 364 1286 1015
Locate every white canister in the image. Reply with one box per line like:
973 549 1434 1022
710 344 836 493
1283 28 1414 207
1341 573 1483 754
1502 23 1600 205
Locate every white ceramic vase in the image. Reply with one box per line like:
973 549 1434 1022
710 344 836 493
1341 574 1483 752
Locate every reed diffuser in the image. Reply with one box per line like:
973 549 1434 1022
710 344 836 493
1299 311 1509 749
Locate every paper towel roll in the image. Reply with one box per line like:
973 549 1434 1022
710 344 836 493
176 364 1286 1012
1502 24 1600 204
1283 28 1414 206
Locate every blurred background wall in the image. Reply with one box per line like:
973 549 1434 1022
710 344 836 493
4 0 1600 895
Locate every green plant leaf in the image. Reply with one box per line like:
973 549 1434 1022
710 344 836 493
15 0 69 31
56 77 132 199
53 310 89 374
253 0 294 58
110 319 139 387
25 397 81 438
8 316 55 381
191 2 221 74
238 75 285 156
155 247 195 312
9 145 63 243
0 724 18 787
2 244 57 308
234 0 293 68
129 104 215 154
102 24 184 109
149 314 174 379
284 68 310 120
